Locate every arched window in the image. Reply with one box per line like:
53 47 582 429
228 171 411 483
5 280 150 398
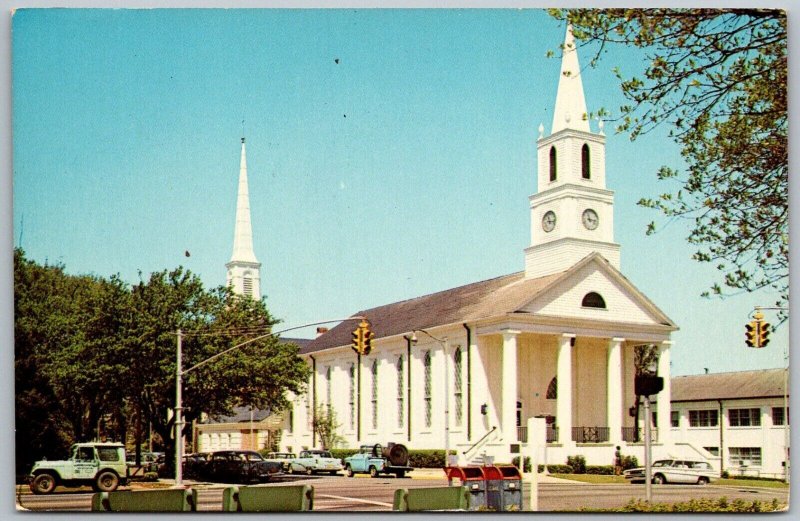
397 355 405 429
549 146 557 181
582 292 607 309
454 348 463 426
581 143 591 179
546 377 557 399
371 360 379 430
424 351 432 428
348 363 355 430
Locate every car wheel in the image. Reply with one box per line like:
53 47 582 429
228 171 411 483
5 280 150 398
95 471 120 492
653 474 666 485
395 471 405 479
697 477 709 486
346 465 354 477
306 467 314 476
31 473 57 495
369 466 379 478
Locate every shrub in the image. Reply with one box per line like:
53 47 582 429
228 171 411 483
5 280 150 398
329 448 359 462
621 455 638 470
567 455 587 474
721 470 730 479
408 449 455 468
511 456 531 473
541 464 573 474
585 465 614 475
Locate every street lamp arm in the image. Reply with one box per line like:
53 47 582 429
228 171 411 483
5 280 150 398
412 328 446 344
182 317 365 375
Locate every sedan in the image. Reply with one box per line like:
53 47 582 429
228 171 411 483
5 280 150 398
624 459 718 485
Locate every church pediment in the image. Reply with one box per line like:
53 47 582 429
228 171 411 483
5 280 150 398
518 253 676 328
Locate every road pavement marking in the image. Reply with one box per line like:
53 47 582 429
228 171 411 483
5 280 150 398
316 493 393 507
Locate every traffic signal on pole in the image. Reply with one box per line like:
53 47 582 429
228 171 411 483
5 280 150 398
634 375 664 396
745 321 759 348
363 328 374 356
759 322 771 347
351 326 363 354
351 319 374 355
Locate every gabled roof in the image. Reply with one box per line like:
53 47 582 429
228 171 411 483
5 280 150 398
301 252 675 355
300 270 563 354
671 368 788 402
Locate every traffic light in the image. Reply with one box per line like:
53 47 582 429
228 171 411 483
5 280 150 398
363 328 374 356
351 326 363 354
745 321 759 348
634 375 664 396
759 322 771 347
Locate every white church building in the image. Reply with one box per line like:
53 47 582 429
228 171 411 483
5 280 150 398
275 27 697 467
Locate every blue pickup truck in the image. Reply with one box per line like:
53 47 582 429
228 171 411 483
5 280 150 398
344 443 413 478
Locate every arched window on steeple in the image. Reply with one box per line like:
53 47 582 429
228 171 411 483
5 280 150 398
581 143 591 179
549 146 557 181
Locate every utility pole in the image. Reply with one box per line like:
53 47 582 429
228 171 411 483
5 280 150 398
643 395 652 502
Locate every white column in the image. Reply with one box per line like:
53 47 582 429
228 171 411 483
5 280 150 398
557 334 575 446
501 330 520 441
657 341 672 444
607 338 624 446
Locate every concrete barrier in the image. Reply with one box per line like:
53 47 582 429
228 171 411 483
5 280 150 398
91 488 197 512
393 486 470 511
222 484 314 512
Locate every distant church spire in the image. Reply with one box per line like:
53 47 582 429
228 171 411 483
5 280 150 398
226 137 262 299
551 24 590 134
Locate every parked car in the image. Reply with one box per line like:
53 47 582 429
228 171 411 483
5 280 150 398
344 443 412 478
29 442 129 495
288 450 343 475
126 451 163 468
263 452 297 472
195 450 282 484
624 459 718 485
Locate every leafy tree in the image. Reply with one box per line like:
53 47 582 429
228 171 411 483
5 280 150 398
312 404 344 450
120 268 310 470
549 9 788 312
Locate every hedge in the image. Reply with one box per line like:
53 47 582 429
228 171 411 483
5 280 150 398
510 456 573 474
582 497 785 513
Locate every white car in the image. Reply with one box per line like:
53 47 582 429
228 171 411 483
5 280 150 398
624 459 718 485
288 449 343 475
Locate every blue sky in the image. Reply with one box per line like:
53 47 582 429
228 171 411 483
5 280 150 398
11 8 788 376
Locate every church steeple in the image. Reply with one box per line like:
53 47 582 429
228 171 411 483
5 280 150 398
551 24 590 134
226 137 262 298
524 25 620 279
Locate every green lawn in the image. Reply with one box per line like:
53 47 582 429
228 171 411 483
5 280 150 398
550 473 789 489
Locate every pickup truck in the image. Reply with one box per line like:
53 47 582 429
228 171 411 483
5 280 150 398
288 450 343 475
344 443 413 478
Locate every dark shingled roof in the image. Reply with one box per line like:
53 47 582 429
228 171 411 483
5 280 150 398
300 270 564 354
671 368 788 402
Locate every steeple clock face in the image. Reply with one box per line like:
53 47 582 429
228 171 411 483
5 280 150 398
582 209 599 230
541 211 557 232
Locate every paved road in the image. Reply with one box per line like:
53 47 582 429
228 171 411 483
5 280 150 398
16 475 789 512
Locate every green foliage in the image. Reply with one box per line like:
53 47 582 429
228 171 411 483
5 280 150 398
607 496 784 513
566 455 587 474
407 450 452 468
14 248 311 475
329 448 360 462
549 9 788 313
721 469 730 479
312 405 345 449
540 464 574 474
621 455 639 470
585 465 614 475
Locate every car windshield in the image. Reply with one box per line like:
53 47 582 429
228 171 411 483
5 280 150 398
313 451 333 458
243 452 264 461
652 460 671 467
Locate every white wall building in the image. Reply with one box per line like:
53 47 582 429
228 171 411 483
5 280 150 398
670 369 790 479
278 26 687 467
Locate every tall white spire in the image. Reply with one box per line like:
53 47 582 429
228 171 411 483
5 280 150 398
226 137 261 299
230 137 258 264
551 24 590 134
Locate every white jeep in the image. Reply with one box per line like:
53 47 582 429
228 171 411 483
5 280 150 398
29 442 129 495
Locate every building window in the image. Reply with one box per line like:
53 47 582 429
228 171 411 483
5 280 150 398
704 446 720 457
581 292 606 309
689 409 718 427
772 406 789 426
671 411 680 428
348 363 355 431
549 146 557 181
325 366 332 410
424 351 432 428
454 347 463 427
729 408 761 427
397 355 405 429
243 276 253 296
546 377 557 399
371 360 379 430
729 447 762 467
